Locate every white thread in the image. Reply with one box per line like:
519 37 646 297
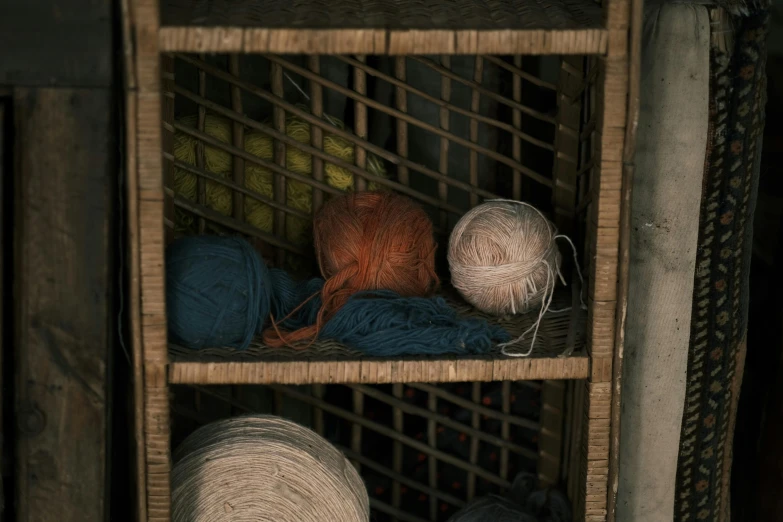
284 72 343 128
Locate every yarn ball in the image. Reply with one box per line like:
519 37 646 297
264 191 440 347
166 235 272 350
448 201 562 316
166 235 508 355
269 270 510 356
172 415 370 522
172 113 386 246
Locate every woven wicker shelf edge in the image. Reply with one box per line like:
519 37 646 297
168 353 591 384
158 27 609 55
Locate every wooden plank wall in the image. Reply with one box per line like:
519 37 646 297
0 97 7 522
0 0 117 520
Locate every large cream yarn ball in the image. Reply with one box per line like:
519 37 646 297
172 415 370 522
448 200 562 317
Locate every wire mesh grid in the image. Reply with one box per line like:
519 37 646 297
161 51 596 361
162 53 592 252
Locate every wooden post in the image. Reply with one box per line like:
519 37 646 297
0 98 6 522
0 0 116 520
12 87 115 522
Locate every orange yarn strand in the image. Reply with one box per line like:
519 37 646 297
263 191 439 348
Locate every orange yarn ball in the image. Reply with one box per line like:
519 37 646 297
264 191 439 347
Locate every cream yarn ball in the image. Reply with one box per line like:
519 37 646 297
448 200 563 317
172 415 370 522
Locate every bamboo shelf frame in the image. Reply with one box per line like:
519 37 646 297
123 0 639 519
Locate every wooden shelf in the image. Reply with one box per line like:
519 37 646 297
159 0 608 54
168 289 589 385
169 349 590 384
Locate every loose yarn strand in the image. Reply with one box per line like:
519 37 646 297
284 72 346 129
485 198 583 315
499 259 556 357
548 234 587 313
268 289 323 349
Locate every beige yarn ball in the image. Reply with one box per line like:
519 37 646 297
172 415 370 522
448 200 562 317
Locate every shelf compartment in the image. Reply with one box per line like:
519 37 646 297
168 289 588 385
171 379 547 521
159 0 608 54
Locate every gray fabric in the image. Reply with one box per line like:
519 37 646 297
618 3 710 521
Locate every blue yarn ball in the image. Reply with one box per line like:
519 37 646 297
166 236 272 350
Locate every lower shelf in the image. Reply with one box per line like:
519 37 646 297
168 288 589 384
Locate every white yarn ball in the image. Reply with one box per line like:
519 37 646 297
172 415 370 522
448 200 562 316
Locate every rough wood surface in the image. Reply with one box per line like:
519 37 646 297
0 0 112 87
13 87 113 522
0 99 6 521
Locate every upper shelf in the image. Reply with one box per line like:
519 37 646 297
167 288 589 385
159 0 608 55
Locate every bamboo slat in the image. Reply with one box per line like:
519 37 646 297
271 62 286 267
353 56 368 192
538 380 566 487
392 384 404 520
196 54 207 234
229 55 245 222
309 56 325 212
130 1 171 521
159 27 609 55
394 57 409 186
438 56 451 231
169 351 590 385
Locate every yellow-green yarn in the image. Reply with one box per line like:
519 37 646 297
172 113 386 246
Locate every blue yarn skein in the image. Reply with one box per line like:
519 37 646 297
167 236 510 355
268 270 511 357
166 236 271 350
